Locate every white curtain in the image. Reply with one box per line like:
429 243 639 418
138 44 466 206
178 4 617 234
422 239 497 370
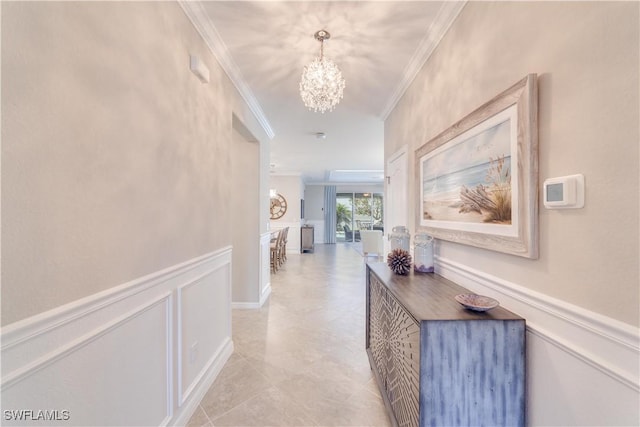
324 186 337 244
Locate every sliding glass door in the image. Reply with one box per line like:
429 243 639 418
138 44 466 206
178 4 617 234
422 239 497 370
336 193 353 242
336 192 383 243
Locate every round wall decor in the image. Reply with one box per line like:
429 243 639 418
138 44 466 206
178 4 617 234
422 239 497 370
270 193 288 219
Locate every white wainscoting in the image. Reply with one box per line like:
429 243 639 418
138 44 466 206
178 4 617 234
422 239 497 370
1 248 233 427
271 221 300 253
436 256 640 426
304 220 325 244
259 232 272 306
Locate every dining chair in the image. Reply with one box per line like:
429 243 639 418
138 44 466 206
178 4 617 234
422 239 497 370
280 227 289 265
270 229 283 273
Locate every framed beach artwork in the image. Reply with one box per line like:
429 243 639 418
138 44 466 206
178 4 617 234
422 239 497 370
415 74 538 258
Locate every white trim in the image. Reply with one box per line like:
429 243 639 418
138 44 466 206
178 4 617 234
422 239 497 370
384 145 409 254
304 181 383 186
2 293 174 426
435 256 640 392
176 263 231 406
1 293 172 391
1 248 234 427
259 232 272 307
387 144 409 165
178 0 274 140
304 220 325 244
171 338 233 427
271 221 301 228
260 283 272 307
527 326 638 392
232 302 262 310
1 246 232 349
380 1 467 120
164 292 174 427
177 335 232 407
270 171 303 177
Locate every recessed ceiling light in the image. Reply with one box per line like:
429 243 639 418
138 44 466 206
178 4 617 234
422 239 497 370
315 132 326 140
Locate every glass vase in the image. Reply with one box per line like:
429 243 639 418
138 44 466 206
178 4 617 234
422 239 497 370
389 226 410 252
414 233 434 273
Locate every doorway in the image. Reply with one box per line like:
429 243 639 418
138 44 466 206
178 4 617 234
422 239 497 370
385 146 408 251
230 121 260 305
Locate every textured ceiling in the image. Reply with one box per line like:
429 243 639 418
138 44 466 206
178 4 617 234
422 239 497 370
184 1 465 183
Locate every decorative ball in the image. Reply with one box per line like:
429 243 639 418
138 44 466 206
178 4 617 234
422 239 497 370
387 248 412 275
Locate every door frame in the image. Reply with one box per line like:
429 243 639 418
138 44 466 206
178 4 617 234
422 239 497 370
385 145 409 253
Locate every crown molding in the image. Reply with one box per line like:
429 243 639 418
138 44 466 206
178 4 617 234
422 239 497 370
304 181 384 186
269 171 303 177
380 1 467 120
178 1 275 140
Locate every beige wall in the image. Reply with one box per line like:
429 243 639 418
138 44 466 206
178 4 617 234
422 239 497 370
269 175 303 226
231 129 260 303
386 1 639 326
1 1 260 325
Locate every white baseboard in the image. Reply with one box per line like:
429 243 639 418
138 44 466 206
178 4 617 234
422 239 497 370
231 302 261 309
435 256 640 426
1 247 234 427
259 232 272 308
230 283 270 310
172 338 233 427
260 283 272 306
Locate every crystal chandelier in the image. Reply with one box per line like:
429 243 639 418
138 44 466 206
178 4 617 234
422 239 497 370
299 30 346 113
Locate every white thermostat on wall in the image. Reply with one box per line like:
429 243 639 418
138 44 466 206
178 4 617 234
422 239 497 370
543 174 585 209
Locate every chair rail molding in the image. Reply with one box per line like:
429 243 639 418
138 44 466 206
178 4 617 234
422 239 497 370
270 221 302 254
304 220 325 244
1 247 234 427
435 256 639 426
435 256 639 391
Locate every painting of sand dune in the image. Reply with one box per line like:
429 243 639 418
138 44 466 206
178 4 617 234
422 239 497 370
414 74 538 259
421 111 513 225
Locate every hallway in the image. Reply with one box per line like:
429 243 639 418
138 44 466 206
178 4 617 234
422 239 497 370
187 244 390 426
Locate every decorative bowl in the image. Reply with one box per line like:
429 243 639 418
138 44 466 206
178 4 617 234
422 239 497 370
454 293 499 312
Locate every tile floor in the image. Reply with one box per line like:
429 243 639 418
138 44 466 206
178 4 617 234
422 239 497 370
187 243 390 427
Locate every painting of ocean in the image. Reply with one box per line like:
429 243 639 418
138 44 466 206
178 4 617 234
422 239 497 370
421 117 513 224
423 157 511 199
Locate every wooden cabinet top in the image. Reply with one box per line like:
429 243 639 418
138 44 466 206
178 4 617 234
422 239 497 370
366 262 523 322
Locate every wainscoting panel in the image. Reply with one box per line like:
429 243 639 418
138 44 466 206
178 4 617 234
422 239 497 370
271 222 300 253
2 295 172 426
177 264 231 405
304 220 325 244
1 247 233 427
435 256 640 426
259 232 272 306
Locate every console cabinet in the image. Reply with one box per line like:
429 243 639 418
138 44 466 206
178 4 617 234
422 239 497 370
365 263 525 427
300 225 314 253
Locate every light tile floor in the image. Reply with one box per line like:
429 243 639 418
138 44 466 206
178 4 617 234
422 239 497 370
187 244 390 427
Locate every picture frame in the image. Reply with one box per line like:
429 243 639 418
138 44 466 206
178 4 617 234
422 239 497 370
415 74 538 258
